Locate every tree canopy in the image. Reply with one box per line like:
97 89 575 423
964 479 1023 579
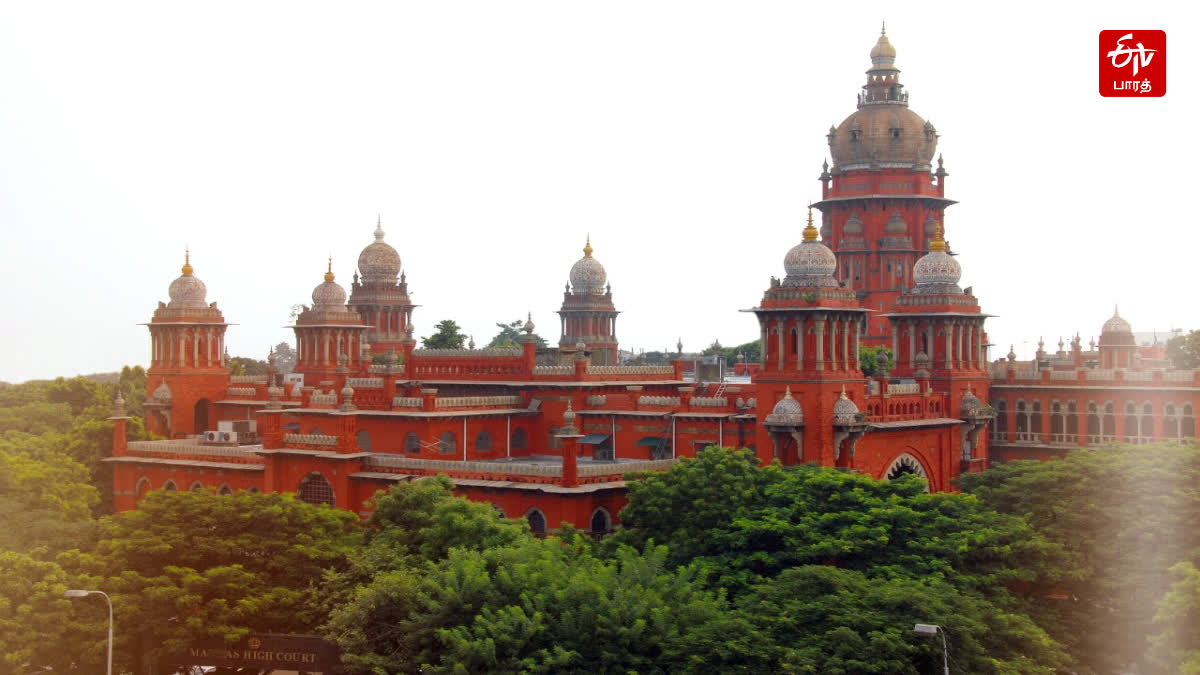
1167 329 1200 369
487 319 547 349
421 319 467 349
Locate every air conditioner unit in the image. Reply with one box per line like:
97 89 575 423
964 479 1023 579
221 431 237 444
203 431 220 443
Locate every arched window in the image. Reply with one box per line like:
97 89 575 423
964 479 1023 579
163 480 178 492
1030 400 1042 436
218 484 233 495
404 432 421 454
511 428 528 450
1067 401 1079 437
356 429 372 452
1102 402 1116 441
1015 400 1029 441
190 481 205 492
526 509 547 535
1087 402 1101 443
789 329 798 358
1124 402 1139 443
1182 404 1195 439
1051 402 1065 443
1141 402 1155 443
135 477 151 499
590 508 612 534
475 430 493 452
297 472 334 506
491 504 506 518
247 485 260 494
993 400 1007 441
438 432 457 455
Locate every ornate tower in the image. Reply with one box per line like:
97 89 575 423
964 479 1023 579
1098 306 1138 369
558 237 619 365
292 260 370 382
749 209 870 466
143 251 230 438
347 218 416 355
815 28 954 346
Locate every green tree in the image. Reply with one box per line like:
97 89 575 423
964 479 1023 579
63 490 360 672
0 441 99 555
45 376 105 416
0 551 106 672
273 341 297 373
421 319 467 349
228 356 268 376
859 344 894 377
958 441 1200 674
700 339 761 364
1150 561 1200 673
1167 329 1200 369
487 319 547 349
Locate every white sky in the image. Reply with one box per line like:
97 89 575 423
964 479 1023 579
0 2 1194 383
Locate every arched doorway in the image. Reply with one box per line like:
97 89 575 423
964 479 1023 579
297 472 335 506
193 398 211 434
590 508 612 534
526 509 547 535
883 452 930 492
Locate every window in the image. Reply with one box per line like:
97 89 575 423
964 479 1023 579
356 429 372 452
992 400 1007 441
297 472 334 506
475 430 493 452
1051 402 1065 443
136 477 151 499
163 480 178 492
511 428 528 450
526 509 547 535
218 484 233 495
1124 402 1139 443
247 485 260 494
404 432 420 454
1066 401 1078 437
1183 404 1196 438
1103 402 1116 441
1030 400 1042 437
438 432 457 455
491 504 506 518
1015 401 1030 441
190 481 205 492
590 508 612 534
1141 402 1155 442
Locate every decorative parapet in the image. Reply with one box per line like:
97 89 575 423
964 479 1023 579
894 294 978 307
577 459 677 477
283 433 338 446
690 397 728 407
886 383 920 395
878 235 913 249
533 365 573 375
230 375 268 385
1014 371 1040 380
435 395 523 408
226 386 257 397
346 377 384 388
588 365 674 375
639 395 681 407
126 439 260 459
413 347 522 358
392 396 423 408
1086 369 1115 380
362 455 678 479
1165 370 1197 382
586 395 607 407
310 392 338 406
368 364 405 375
1050 370 1078 380
1122 370 1154 382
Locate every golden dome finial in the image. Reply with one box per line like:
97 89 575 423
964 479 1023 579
325 256 335 282
930 221 946 253
802 204 818 242
881 20 886 36
181 248 194 276
583 234 593 258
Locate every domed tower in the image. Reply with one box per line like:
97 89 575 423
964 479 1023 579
143 251 231 437
1098 305 1137 369
748 208 869 466
814 27 955 345
292 259 369 381
347 218 417 355
557 237 620 365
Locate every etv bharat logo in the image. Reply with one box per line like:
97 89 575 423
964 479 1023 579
1100 30 1165 97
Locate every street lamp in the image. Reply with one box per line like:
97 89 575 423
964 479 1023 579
912 623 949 675
65 589 112 675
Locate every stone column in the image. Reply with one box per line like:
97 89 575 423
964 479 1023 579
908 320 917 368
796 315 805 366
760 320 768 366
943 323 953 370
814 314 826 371
830 318 839 371
775 318 785 371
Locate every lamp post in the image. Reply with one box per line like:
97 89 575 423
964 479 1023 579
65 589 112 675
912 623 949 675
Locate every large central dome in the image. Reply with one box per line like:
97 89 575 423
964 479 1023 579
827 30 938 170
569 237 607 295
357 218 401 284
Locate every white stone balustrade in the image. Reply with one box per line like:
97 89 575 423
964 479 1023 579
283 433 338 446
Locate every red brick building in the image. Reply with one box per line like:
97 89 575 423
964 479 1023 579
106 29 1195 532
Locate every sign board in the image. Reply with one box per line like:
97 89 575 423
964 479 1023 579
161 633 341 673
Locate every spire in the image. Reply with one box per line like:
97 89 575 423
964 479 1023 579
930 221 946 253
374 215 385 241
802 204 819 242
881 20 886 35
583 235 593 258
325 257 335 282
181 248 193 276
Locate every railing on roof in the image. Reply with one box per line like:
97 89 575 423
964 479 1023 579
1165 370 1196 382
230 375 268 385
690 397 728 407
588 365 674 375
310 393 338 406
1087 369 1115 381
639 396 681 406
1123 370 1154 382
532 365 573 375
435 395 523 408
392 396 423 408
1050 370 1078 380
887 383 920 395
283 433 338 446
346 377 384 388
226 387 257 397
413 348 522 358
126 439 260 459
362 455 679 478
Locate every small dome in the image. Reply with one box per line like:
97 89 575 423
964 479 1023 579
152 380 172 403
870 29 897 63
1102 306 1132 334
562 400 577 431
911 224 962 294
833 387 860 423
358 218 402 284
569 237 607 294
764 386 804 425
167 251 208 309
783 210 838 288
312 260 348 306
885 211 907 234
844 212 864 235
961 388 982 417
523 312 536 335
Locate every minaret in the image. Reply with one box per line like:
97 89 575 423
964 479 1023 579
558 236 620 365
292 259 370 383
748 207 870 467
143 250 231 437
815 29 954 347
1098 305 1137 369
347 217 417 356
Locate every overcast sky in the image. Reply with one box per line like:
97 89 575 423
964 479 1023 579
0 2 1193 383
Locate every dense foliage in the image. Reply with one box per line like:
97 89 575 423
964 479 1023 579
1167 329 1200 369
958 441 1200 674
487 318 548 349
422 319 467 349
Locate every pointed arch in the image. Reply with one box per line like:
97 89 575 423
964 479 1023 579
883 452 930 492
